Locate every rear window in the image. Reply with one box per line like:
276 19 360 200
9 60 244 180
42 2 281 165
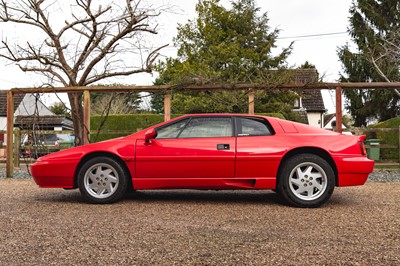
237 117 274 136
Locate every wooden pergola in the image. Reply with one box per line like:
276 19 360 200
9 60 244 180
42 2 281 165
5 82 400 177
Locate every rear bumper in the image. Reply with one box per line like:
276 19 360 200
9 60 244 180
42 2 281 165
336 156 375 186
30 160 77 188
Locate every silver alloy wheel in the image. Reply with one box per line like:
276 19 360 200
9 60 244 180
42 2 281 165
288 162 328 201
83 163 119 199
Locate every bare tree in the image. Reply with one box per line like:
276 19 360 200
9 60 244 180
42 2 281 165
368 30 400 97
0 0 167 144
91 93 138 115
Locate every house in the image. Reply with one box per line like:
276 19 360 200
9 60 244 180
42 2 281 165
14 115 73 131
0 91 71 144
1 92 22 143
14 115 74 148
293 89 327 128
324 113 347 131
290 69 327 128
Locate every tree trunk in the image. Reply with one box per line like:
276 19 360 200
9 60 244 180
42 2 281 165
68 92 85 146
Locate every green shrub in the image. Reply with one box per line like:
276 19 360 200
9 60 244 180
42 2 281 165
256 113 286 119
370 117 400 161
90 113 285 142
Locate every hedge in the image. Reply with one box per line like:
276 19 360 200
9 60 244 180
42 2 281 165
370 117 400 161
90 113 285 142
91 114 171 142
257 113 286 119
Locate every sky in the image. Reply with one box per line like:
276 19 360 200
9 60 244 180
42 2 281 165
0 0 354 112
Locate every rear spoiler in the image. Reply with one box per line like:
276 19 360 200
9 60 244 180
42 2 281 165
357 135 366 142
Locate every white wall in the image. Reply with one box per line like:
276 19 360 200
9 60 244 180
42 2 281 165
0 117 7 144
0 117 6 131
307 112 324 128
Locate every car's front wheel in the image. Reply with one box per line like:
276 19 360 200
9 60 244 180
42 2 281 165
78 157 128 204
278 154 335 208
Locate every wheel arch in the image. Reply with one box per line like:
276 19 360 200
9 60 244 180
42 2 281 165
74 151 133 188
277 147 338 186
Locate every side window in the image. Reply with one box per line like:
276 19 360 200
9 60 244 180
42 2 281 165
238 117 273 136
179 117 233 138
156 118 189 139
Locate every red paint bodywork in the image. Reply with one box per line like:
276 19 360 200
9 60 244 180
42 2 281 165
31 114 374 191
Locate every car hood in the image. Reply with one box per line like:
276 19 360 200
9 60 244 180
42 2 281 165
37 134 137 162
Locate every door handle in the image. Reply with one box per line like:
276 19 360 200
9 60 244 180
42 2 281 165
217 144 230 150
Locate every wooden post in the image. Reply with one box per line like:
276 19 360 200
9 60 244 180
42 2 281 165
335 87 343 134
164 92 171 121
83 90 91 145
13 128 20 168
248 88 255 115
6 90 14 177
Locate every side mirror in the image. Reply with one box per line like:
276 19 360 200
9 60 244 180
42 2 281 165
144 128 157 143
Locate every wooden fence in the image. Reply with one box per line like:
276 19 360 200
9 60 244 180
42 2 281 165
1 126 400 169
350 127 400 164
0 129 135 168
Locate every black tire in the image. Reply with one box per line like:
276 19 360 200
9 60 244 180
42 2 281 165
277 154 335 208
78 156 128 204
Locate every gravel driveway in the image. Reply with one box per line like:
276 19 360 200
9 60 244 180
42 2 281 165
0 177 399 265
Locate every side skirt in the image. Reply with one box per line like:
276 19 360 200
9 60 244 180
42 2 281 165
132 178 276 190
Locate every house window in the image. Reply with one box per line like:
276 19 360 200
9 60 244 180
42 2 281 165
294 98 302 109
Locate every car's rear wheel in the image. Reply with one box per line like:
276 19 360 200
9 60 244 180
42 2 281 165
278 154 335 208
78 157 128 204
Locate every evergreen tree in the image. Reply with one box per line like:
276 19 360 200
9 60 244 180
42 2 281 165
49 102 71 118
152 0 297 118
338 0 400 126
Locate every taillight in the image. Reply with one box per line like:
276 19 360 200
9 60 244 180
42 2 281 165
359 141 367 156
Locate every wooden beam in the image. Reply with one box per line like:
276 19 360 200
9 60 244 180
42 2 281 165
164 92 171 122
9 82 400 94
336 82 400 89
83 90 91 145
6 90 14 177
248 88 255 115
335 87 343 134
10 85 171 94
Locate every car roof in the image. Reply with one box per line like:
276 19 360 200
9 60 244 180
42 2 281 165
178 113 276 119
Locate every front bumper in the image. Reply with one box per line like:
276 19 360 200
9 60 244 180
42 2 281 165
30 159 78 188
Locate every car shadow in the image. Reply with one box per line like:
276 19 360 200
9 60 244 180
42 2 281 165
34 189 356 208
34 189 285 206
123 190 285 206
33 189 85 204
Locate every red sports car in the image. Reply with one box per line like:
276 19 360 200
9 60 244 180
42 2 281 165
31 114 374 207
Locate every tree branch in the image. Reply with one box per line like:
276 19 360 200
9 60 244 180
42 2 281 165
19 65 68 86
78 1 162 84
370 55 400 97
1 0 167 144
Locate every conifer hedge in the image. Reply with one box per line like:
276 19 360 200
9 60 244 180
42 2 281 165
90 113 285 142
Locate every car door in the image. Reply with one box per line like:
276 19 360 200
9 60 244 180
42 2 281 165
135 116 236 178
235 117 282 179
